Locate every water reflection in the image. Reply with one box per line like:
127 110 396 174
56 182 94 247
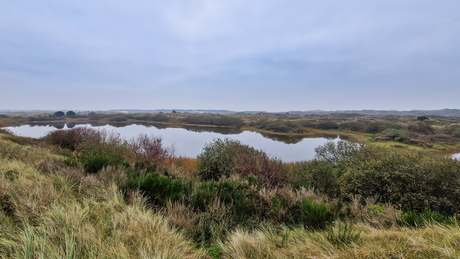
257 132 305 144
52 123 65 129
3 123 340 162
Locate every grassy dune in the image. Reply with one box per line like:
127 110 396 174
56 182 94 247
0 136 207 258
1 129 460 258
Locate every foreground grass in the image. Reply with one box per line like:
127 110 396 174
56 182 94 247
220 223 460 258
1 132 460 258
0 137 207 258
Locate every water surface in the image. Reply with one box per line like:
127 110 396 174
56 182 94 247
4 124 340 162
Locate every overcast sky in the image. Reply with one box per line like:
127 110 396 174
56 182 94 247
1 1 459 112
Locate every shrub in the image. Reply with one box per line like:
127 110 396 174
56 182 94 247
128 133 174 171
417 116 429 121
76 129 128 162
285 160 339 196
408 124 435 135
339 146 460 215
190 180 246 219
136 113 170 122
126 172 192 207
182 115 244 128
83 154 128 174
83 154 110 174
264 122 290 133
297 199 334 230
151 113 170 122
44 127 94 150
314 140 363 166
196 138 285 186
258 120 304 133
108 115 128 122
365 121 387 133
316 122 339 130
453 128 460 138
196 138 241 181
377 128 412 143
63 156 79 168
300 120 317 128
339 121 366 132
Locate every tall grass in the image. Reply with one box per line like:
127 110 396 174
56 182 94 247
2 128 460 258
0 138 207 258
220 223 460 258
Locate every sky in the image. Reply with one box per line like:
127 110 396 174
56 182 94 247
1 1 459 112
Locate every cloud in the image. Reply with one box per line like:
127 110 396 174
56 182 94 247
1 0 459 111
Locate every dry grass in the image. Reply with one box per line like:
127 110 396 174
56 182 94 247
0 137 208 258
220 223 460 259
2 131 460 258
166 157 198 180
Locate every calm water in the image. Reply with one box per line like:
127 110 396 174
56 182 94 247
3 123 340 162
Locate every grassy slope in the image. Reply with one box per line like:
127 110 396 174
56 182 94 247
220 223 460 258
0 134 207 258
1 132 460 258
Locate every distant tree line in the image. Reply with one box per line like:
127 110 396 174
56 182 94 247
182 115 244 128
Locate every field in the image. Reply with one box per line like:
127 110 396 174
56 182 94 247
1 112 460 258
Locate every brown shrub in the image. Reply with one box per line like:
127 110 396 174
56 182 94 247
128 133 175 171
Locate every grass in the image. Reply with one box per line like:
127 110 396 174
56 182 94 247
0 136 207 258
219 223 460 258
1 127 460 258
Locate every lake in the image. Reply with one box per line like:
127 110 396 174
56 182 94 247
3 123 341 162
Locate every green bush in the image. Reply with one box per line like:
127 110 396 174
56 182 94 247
316 122 339 130
452 128 460 138
365 121 387 133
83 154 128 174
258 120 304 133
126 172 192 207
182 115 244 127
285 162 311 190
417 116 429 121
190 180 246 219
196 138 241 181
285 160 339 196
83 154 109 174
63 156 79 168
339 146 460 215
107 115 128 122
314 140 363 166
196 138 285 186
377 128 412 143
76 129 128 162
397 211 457 227
339 121 366 132
297 199 334 230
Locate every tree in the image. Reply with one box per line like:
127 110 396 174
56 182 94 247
417 116 429 121
53 111 65 117
66 111 76 117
